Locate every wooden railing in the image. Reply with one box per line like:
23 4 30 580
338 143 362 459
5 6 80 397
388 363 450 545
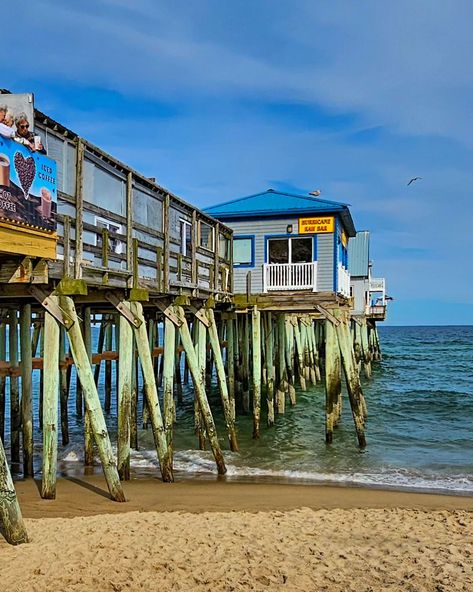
262 262 317 292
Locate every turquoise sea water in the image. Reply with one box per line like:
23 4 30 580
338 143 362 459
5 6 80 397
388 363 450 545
5 325 473 494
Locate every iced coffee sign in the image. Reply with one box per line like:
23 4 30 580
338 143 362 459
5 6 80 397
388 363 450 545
0 136 57 232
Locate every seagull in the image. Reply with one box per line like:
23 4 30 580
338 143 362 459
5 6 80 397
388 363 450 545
309 189 321 196
407 177 422 186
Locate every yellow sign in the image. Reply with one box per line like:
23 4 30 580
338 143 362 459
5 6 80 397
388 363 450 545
341 229 348 247
299 216 334 234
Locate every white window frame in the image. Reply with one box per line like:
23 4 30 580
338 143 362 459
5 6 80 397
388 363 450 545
180 218 192 257
94 215 124 255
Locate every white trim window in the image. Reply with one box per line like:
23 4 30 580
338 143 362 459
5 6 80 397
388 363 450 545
199 221 214 251
180 218 192 256
95 216 123 255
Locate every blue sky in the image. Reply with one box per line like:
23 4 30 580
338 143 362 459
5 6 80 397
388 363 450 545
4 1 473 324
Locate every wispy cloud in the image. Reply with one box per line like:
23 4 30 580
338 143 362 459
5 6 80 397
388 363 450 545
3 1 473 323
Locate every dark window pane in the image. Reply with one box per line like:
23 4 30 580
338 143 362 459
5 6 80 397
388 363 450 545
268 239 289 264
291 237 312 263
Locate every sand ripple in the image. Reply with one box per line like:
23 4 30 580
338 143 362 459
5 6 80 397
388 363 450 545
1 507 472 591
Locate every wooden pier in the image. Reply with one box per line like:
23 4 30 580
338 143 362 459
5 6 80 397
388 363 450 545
0 96 385 545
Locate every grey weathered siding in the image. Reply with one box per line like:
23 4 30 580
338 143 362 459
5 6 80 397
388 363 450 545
317 232 335 292
351 278 369 314
226 217 335 294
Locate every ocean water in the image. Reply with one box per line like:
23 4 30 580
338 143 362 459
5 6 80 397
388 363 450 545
4 325 473 494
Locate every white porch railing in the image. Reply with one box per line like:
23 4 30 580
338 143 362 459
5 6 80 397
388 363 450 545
369 277 386 305
337 263 350 297
263 261 318 292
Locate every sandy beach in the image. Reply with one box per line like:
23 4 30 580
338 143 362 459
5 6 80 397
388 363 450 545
1 477 473 591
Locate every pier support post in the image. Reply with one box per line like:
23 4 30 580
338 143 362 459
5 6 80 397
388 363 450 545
335 311 367 448
251 307 261 439
194 317 207 450
83 307 94 467
276 314 287 414
207 309 239 451
93 317 105 386
293 316 307 391
242 315 250 413
264 312 275 426
41 300 60 499
104 316 113 412
0 320 6 443
20 304 33 477
9 310 20 465
226 317 236 421
174 306 226 475
162 316 176 454
324 317 341 444
59 327 70 446
118 311 133 480
0 437 28 544
60 296 126 501
360 319 372 379
130 302 173 483
285 316 296 405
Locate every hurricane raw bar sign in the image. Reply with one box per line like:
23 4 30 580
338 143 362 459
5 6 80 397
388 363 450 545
0 136 57 231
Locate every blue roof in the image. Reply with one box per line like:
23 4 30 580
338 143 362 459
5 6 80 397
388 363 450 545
204 189 356 236
348 231 370 277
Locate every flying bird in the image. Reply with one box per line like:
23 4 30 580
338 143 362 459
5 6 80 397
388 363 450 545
407 177 422 186
310 189 321 196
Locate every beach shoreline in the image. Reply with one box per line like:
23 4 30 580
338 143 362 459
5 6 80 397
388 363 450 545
13 474 473 519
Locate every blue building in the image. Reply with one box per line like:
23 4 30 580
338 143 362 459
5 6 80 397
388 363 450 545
205 188 356 299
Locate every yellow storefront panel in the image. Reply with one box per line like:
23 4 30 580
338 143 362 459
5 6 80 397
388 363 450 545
298 216 334 234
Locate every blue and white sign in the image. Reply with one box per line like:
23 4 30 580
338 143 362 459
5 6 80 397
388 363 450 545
0 136 57 231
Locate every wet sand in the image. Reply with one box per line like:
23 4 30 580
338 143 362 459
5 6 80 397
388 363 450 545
2 476 473 591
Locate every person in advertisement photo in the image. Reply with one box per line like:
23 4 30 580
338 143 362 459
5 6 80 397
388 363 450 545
13 112 46 154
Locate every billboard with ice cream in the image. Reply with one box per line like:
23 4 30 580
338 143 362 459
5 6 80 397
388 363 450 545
0 135 57 231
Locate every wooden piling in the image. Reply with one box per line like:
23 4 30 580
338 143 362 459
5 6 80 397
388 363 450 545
251 307 261 438
242 315 250 413
20 304 33 477
130 338 139 450
162 317 176 454
130 302 173 483
0 321 6 443
226 317 236 421
276 314 287 414
59 327 70 446
360 319 372 379
117 312 133 481
335 312 367 448
285 316 296 405
264 312 275 426
60 296 126 501
174 306 226 475
41 302 60 499
9 310 20 465
83 307 94 467
104 317 113 412
324 318 341 444
194 317 207 450
207 309 239 451
93 317 105 386
0 436 28 544
292 316 307 391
